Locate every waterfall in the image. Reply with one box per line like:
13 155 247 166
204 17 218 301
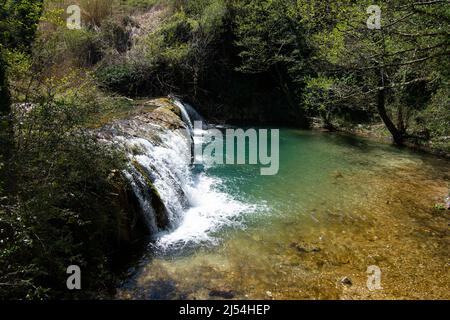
170 96 194 134
99 97 255 249
181 101 205 123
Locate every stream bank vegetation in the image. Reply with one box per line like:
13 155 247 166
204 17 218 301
0 0 449 299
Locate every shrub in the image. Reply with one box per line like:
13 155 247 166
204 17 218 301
420 86 450 138
0 134 127 299
62 28 103 66
99 18 133 53
0 64 131 299
79 0 113 27
120 0 159 12
96 63 149 96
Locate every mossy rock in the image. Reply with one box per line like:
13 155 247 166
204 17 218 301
132 160 169 230
164 104 182 118
149 106 185 130
147 98 182 117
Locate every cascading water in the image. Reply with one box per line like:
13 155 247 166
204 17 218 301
172 99 193 133
99 97 256 250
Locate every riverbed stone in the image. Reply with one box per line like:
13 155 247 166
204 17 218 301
209 290 235 299
340 276 353 287
290 241 322 253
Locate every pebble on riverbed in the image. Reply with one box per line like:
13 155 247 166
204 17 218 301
209 290 235 299
290 242 321 253
332 170 344 179
340 277 353 287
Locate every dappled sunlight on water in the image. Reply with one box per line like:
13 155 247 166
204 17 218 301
117 130 449 300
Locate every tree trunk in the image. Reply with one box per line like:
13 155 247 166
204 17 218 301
375 66 403 145
377 86 403 145
396 105 406 134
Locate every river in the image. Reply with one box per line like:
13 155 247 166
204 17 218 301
117 123 449 300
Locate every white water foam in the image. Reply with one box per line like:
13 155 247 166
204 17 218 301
156 173 258 249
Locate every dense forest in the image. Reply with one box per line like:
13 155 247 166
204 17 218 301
0 0 449 299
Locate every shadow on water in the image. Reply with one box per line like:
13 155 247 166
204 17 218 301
328 132 376 152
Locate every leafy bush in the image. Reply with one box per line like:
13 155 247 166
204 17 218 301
0 135 126 299
120 0 159 12
79 0 113 27
0 64 131 299
99 18 133 53
420 86 450 138
62 28 103 66
96 63 150 96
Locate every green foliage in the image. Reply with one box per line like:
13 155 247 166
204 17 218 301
421 86 450 138
234 0 306 74
1 29 132 298
99 17 133 53
119 0 159 12
57 28 103 67
96 63 149 96
0 0 43 148
0 136 125 299
303 76 335 127
0 49 11 114
79 0 113 27
1 0 43 227
0 0 43 51
300 0 450 146
97 0 229 99
233 0 311 120
1 70 129 299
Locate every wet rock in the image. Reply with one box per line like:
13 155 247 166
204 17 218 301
340 276 352 287
290 242 321 253
146 279 178 300
332 170 344 179
209 290 235 299
132 161 169 230
149 107 186 130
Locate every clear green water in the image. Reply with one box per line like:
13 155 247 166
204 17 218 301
118 129 450 300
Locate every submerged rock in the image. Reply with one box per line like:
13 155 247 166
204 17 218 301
340 276 353 287
332 170 344 179
209 290 235 299
145 279 178 300
290 241 321 253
